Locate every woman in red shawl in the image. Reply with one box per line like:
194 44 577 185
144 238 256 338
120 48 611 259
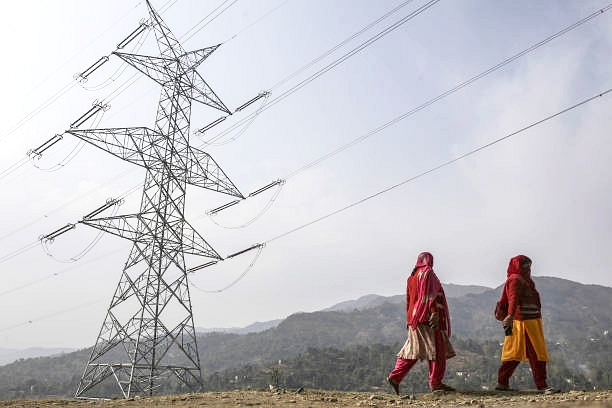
496 255 555 393
387 252 456 394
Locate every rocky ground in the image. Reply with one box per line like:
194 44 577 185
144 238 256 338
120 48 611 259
0 389 610 407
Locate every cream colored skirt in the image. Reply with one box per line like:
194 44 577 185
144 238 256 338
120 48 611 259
397 324 456 360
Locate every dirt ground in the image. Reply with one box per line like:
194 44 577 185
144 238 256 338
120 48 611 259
0 389 610 408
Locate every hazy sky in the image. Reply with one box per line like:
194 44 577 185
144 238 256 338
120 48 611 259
0 0 611 350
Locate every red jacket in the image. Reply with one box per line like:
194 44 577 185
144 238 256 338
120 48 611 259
506 274 542 320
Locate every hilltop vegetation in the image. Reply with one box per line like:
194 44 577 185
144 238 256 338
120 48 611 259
0 277 610 399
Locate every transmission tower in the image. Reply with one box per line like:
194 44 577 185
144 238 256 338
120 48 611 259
67 0 243 398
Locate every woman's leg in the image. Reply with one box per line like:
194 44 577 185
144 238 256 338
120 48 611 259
389 357 418 384
525 333 548 389
429 330 447 388
497 360 520 387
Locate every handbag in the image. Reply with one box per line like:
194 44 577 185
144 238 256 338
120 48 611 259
494 275 523 320
494 298 507 321
494 281 509 321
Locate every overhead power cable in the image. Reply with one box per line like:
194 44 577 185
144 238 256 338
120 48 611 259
1 0 431 235
0 0 177 144
0 298 106 333
0 240 41 264
269 0 416 90
7 87 611 306
211 2 612 154
281 2 612 179
0 157 30 182
189 244 265 293
24 0 150 96
181 0 240 44
191 88 612 291
204 0 441 145
0 167 137 246
3 3 611 336
0 82 78 144
4 1 610 248
3 2 607 261
0 246 125 297
264 88 612 244
222 0 290 44
201 2 612 218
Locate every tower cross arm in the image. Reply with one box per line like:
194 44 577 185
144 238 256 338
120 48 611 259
80 214 144 243
186 146 244 198
180 220 222 259
113 52 175 86
66 127 163 169
186 70 231 114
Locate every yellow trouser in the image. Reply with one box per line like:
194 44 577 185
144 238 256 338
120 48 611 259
501 318 549 362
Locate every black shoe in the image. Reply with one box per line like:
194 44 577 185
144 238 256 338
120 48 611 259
387 377 399 395
495 384 516 391
538 386 560 394
431 383 455 392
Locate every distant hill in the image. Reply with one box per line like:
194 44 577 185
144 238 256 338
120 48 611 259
197 319 284 335
193 277 611 373
323 283 490 312
198 282 491 333
0 347 75 366
0 277 609 399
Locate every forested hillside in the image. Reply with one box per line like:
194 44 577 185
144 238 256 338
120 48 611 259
0 277 610 399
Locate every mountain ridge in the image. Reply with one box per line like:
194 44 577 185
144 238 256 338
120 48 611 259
0 276 610 398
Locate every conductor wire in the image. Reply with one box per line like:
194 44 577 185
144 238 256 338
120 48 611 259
265 88 612 245
204 0 441 145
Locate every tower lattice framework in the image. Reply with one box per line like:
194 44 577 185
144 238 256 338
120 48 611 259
68 0 243 398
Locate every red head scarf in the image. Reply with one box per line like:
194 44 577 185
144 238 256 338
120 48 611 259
414 251 434 274
409 252 451 336
504 254 540 314
507 254 535 289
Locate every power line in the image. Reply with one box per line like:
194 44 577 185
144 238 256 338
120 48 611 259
269 0 415 90
4 1 610 258
1 3 611 344
281 2 612 180
0 298 106 333
222 0 290 44
0 157 31 182
0 82 78 143
0 246 125 297
181 0 240 44
0 164 138 246
0 0 178 144
0 0 436 242
5 88 611 330
204 2 612 148
265 88 612 244
204 0 441 144
0 240 40 264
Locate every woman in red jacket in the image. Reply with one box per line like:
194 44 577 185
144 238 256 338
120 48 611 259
496 255 555 393
387 252 455 395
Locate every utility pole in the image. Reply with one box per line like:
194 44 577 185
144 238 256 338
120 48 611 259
69 0 243 398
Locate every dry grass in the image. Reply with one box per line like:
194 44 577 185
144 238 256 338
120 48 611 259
0 389 610 407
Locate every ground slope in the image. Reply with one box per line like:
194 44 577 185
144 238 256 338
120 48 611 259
0 389 610 407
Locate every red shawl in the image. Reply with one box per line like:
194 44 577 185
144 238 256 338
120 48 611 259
504 254 541 318
407 252 451 336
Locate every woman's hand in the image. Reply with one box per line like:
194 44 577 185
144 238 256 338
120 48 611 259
429 312 439 329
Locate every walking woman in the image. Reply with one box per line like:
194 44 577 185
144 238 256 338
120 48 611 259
387 252 456 394
496 255 556 393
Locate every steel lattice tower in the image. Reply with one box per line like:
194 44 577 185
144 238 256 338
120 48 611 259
68 0 243 398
